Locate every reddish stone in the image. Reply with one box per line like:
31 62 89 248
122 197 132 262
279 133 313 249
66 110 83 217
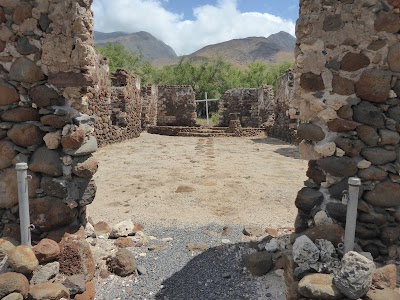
374 12 400 33
48 72 95 88
74 281 95 300
7 246 38 274
29 147 62 177
72 156 98 178
61 129 85 149
93 221 111 235
13 3 32 25
29 283 69 300
9 58 45 84
2 224 21 243
364 180 400 208
0 141 16 170
300 73 325 92
30 197 78 232
365 288 400 300
29 85 64 108
355 69 391 103
388 0 400 8
40 115 71 129
340 52 370 71
0 8 5 23
0 80 19 106
0 169 40 209
372 264 397 289
33 238 60 263
332 74 355 95
1 107 39 122
7 124 45 147
58 235 95 281
301 224 345 246
114 237 134 248
0 272 29 298
46 224 85 243
388 43 400 73
327 119 358 132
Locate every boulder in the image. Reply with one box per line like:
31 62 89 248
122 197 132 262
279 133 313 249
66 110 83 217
298 274 343 300
334 251 375 299
358 166 388 181
242 251 273 276
300 73 325 92
74 281 95 300
33 239 60 263
0 239 16 260
1 108 39 122
0 141 16 170
30 262 59 285
353 102 385 128
355 69 391 103
40 115 71 129
388 43 400 72
293 235 319 266
2 293 23 300
30 197 78 231
29 85 64 108
7 124 45 147
106 248 137 277
0 168 40 209
58 235 95 281
40 176 68 199
115 237 134 248
341 52 370 72
9 57 45 83
63 136 98 156
364 180 400 208
372 264 397 289
0 272 29 299
364 288 400 300
72 155 98 178
63 274 86 296
318 157 358 177
301 224 345 246
7 246 38 274
297 123 325 141
361 148 396 165
28 283 69 300
61 128 85 149
0 80 19 106
327 119 358 132
109 220 139 238
43 131 62 150
29 147 62 176
93 221 111 235
295 187 324 213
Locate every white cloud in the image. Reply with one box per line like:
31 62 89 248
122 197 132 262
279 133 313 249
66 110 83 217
92 0 296 55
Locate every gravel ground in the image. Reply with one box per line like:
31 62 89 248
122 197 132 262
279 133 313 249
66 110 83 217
93 224 287 300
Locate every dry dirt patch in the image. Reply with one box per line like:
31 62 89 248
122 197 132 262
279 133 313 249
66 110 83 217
89 132 307 229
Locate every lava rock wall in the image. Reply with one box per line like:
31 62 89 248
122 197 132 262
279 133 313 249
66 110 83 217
295 0 400 260
219 87 274 128
157 85 196 126
141 85 158 128
0 0 100 240
88 67 142 147
266 70 300 143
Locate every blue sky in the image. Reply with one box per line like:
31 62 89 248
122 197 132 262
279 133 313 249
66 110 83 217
163 0 299 22
93 0 297 55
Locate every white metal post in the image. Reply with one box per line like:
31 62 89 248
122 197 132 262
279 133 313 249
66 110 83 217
205 92 209 126
344 177 361 253
16 162 31 246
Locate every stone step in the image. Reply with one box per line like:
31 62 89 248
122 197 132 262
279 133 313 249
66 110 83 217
177 132 235 137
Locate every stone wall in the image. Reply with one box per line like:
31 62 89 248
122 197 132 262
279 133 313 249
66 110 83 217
157 85 196 126
219 86 275 128
290 0 400 298
266 70 300 143
141 85 158 128
0 0 99 240
87 68 142 147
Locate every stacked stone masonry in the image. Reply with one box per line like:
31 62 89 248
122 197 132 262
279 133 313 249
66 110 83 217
157 85 196 126
266 70 300 143
291 0 400 299
87 67 142 147
141 85 158 128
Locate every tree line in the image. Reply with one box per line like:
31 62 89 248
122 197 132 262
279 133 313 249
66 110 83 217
97 42 293 116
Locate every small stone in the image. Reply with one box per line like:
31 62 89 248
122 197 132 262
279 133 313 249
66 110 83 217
298 274 343 300
357 160 371 169
176 186 196 193
72 155 98 178
99 269 110 279
0 239 16 260
29 85 64 108
374 12 400 33
300 73 325 92
353 102 385 128
61 128 85 149
107 249 136 277
40 114 71 129
33 238 60 263
358 166 388 181
242 251 273 276
28 283 69 300
63 274 86 296
243 226 265 237
361 148 396 165
109 220 137 238
355 69 391 103
1 108 39 122
7 124 45 147
0 141 16 171
372 264 397 289
8 246 38 274
9 57 45 83
341 52 370 72
301 224 345 246
74 281 95 300
327 119 358 132
29 147 62 176
297 123 325 141
93 221 111 235
0 80 19 106
293 236 319 267
30 262 59 285
364 288 400 300
318 156 358 177
2 293 23 300
388 43 400 73
295 187 324 213
62 136 98 156
43 131 62 150
137 265 147 275
0 272 29 299
334 251 375 299
222 272 231 279
114 237 133 248
186 243 209 252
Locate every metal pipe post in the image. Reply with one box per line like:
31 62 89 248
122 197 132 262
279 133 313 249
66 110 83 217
344 177 361 253
205 92 209 126
16 162 31 246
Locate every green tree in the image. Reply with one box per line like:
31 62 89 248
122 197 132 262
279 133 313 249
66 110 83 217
97 42 143 74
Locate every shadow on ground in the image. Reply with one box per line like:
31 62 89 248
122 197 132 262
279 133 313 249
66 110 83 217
155 242 285 300
252 138 300 160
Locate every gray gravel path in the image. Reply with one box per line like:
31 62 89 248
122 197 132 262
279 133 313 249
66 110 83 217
94 224 287 300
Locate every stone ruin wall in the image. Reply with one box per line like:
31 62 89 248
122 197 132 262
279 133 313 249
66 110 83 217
157 85 196 126
0 0 104 241
219 86 275 128
266 70 301 143
141 84 158 128
87 66 142 148
289 0 400 298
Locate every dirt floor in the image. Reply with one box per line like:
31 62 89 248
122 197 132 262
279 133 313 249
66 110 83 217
88 132 308 229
